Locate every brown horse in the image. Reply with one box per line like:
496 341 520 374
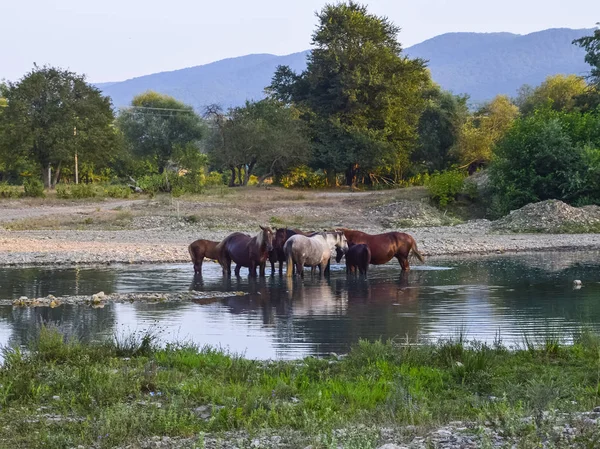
188 239 221 275
269 228 311 275
219 226 274 277
339 228 424 271
341 243 371 276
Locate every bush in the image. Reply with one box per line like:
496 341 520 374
489 111 598 216
23 178 45 198
55 183 99 199
205 171 226 187
426 170 466 207
0 183 22 199
104 185 131 199
280 165 328 188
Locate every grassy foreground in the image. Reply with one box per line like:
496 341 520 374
2 328 600 448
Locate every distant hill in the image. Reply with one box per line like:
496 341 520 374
97 28 594 111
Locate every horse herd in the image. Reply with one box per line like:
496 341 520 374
189 227 424 278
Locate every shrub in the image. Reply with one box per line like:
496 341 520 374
23 178 45 198
205 171 226 187
426 170 466 207
0 183 22 199
489 111 597 216
104 185 131 199
55 184 70 199
280 165 327 188
70 184 96 199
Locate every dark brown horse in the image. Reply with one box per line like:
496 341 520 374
339 229 424 271
338 243 371 276
188 239 221 275
269 228 311 275
219 226 275 277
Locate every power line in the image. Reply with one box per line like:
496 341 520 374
118 106 195 113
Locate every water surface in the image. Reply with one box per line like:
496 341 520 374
0 251 599 359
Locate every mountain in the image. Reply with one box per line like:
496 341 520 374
97 28 594 111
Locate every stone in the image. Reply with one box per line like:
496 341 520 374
377 445 409 449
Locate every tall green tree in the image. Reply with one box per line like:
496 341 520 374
412 84 469 173
0 65 117 188
574 25 600 87
205 100 310 186
117 91 205 174
268 1 429 185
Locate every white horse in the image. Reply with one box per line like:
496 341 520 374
284 231 348 278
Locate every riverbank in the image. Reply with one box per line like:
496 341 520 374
1 190 600 266
2 327 600 448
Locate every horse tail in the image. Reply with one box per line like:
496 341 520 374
285 242 294 278
188 243 197 265
410 238 425 263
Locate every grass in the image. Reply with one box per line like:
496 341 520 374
2 327 600 448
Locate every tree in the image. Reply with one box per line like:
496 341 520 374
412 84 469 173
454 95 519 171
515 74 588 115
574 24 600 87
117 91 205 174
268 1 429 185
0 65 118 188
205 100 310 186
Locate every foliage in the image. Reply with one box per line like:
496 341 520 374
0 183 21 199
204 171 227 187
454 95 519 168
104 185 131 199
574 24 600 88
516 74 589 115
0 65 119 188
426 170 466 207
279 165 328 188
55 183 98 199
268 1 430 185
22 178 45 198
205 99 310 186
117 91 205 174
489 110 600 215
412 85 469 173
4 328 600 447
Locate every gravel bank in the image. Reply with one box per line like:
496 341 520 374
1 223 600 267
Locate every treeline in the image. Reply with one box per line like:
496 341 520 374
0 4 599 217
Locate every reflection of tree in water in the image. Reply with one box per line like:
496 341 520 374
0 266 120 299
1 304 117 347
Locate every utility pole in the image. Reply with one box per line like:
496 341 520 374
74 126 78 184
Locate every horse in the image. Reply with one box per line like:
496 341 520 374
341 243 371 276
269 228 310 275
188 239 221 275
339 228 424 271
218 226 274 277
285 231 348 278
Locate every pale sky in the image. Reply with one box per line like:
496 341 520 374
2 0 598 83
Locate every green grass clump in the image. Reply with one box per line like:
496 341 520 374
2 326 600 448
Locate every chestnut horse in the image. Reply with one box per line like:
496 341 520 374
269 228 312 275
339 228 424 271
188 239 221 275
219 226 274 277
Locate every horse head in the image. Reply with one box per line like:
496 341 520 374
274 228 288 250
259 225 275 252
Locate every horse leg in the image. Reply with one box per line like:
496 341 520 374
397 255 410 271
296 261 304 279
195 257 203 275
234 263 242 277
259 262 266 277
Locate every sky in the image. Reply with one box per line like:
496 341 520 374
2 0 598 83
